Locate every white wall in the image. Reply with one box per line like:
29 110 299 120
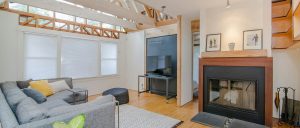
0 10 127 96
0 11 19 82
180 17 193 105
199 0 271 56
272 49 300 117
124 31 145 90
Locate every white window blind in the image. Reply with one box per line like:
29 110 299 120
24 34 58 80
101 42 118 75
61 37 98 79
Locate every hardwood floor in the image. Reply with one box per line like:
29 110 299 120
89 90 291 128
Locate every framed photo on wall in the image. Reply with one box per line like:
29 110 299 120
243 29 263 50
206 33 221 52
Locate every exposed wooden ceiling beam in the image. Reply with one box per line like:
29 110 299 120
64 0 155 27
128 0 139 13
9 0 137 30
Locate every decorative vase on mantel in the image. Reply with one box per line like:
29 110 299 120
228 43 235 51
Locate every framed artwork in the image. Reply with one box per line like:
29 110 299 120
243 29 263 50
206 33 221 52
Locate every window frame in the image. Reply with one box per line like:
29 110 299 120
23 32 59 80
99 41 119 77
20 29 120 80
60 36 100 79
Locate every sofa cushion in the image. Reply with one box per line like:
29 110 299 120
16 79 32 89
16 97 47 124
40 99 70 110
29 80 54 97
47 90 86 104
47 95 114 117
23 88 47 104
48 80 70 93
0 82 28 112
47 78 73 89
0 87 19 128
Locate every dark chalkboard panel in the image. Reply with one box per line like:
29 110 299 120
146 34 177 95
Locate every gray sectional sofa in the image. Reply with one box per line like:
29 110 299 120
0 78 116 128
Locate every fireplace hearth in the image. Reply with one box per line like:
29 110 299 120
198 57 273 127
204 66 265 124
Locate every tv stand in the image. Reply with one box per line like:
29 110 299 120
138 74 176 103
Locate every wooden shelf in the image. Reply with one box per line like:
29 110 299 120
201 50 268 58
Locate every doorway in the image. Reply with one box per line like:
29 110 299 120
192 32 200 99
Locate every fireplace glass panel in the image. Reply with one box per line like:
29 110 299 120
209 79 256 110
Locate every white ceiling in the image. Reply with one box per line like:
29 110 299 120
138 0 247 19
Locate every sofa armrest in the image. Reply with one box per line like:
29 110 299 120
16 102 116 128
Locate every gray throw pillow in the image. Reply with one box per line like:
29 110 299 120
16 98 47 124
16 79 32 89
23 88 47 104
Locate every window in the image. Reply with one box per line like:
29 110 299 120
76 17 85 24
29 6 54 17
23 33 119 79
24 34 58 80
102 23 115 29
9 3 27 12
61 37 98 79
55 12 74 22
101 42 118 75
87 20 101 27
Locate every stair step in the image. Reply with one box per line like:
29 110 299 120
272 0 287 3
272 29 293 49
272 0 291 18
272 14 292 33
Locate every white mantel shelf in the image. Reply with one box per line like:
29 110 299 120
201 50 268 58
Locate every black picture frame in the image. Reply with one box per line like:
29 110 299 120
206 33 222 52
243 29 263 50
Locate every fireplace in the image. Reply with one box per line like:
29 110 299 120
199 57 273 127
204 66 265 124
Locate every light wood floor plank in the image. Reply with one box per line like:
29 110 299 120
89 90 290 128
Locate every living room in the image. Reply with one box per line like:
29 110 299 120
0 0 299 128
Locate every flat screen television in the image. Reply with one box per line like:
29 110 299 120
147 56 172 76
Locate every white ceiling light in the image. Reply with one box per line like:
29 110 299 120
226 0 231 8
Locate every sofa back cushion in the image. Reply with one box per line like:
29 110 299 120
0 82 28 112
15 97 47 124
0 85 19 128
47 78 73 89
48 80 70 93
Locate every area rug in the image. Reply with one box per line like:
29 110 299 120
115 105 182 128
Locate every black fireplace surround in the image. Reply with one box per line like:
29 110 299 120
203 66 265 125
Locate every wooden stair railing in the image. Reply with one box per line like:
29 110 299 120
272 0 294 49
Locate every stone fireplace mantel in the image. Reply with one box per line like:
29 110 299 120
198 57 273 127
